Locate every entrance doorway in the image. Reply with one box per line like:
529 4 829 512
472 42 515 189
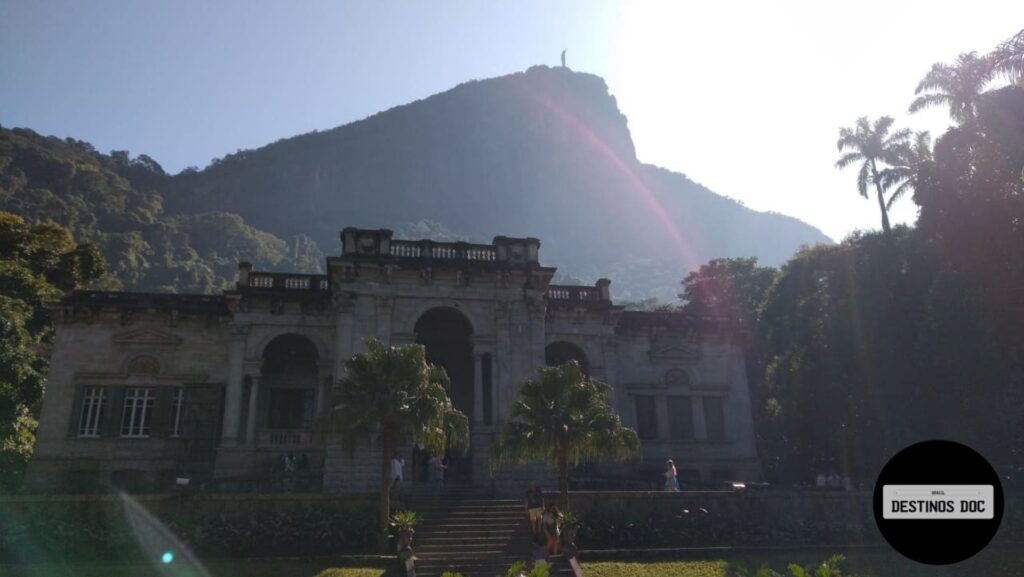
414 307 474 484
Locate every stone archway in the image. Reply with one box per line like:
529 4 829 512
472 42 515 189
545 340 590 375
414 307 474 484
260 334 319 433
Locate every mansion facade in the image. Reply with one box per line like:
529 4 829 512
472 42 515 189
25 228 760 493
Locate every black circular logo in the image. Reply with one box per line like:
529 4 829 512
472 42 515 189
873 440 1003 565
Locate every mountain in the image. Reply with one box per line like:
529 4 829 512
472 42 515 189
2 66 831 300
164 66 830 300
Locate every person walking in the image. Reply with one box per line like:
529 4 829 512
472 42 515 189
542 504 563 556
427 454 446 489
524 481 545 535
664 459 680 492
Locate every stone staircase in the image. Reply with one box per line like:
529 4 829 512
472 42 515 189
405 486 574 577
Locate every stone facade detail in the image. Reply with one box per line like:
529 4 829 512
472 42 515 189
25 228 760 493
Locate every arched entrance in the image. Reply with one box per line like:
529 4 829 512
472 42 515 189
545 341 590 375
260 334 319 441
414 307 474 484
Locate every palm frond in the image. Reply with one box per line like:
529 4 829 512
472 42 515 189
909 93 951 114
992 28 1024 82
491 361 640 474
856 161 870 198
835 152 863 169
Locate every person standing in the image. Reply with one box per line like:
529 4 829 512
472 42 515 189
664 459 680 492
391 452 404 484
525 481 545 535
542 504 563 556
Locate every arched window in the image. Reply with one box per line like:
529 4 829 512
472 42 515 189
545 341 590 375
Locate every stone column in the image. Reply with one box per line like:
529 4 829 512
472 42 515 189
473 353 484 423
221 325 248 446
332 292 356 379
245 376 261 447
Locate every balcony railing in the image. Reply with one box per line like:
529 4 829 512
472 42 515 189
258 429 314 446
389 240 497 261
546 284 603 303
247 273 329 291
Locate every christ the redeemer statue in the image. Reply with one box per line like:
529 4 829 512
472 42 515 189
561 49 566 68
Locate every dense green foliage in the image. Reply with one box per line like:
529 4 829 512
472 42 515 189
724 34 1024 486
0 126 323 293
679 257 777 327
490 362 640 509
0 212 105 490
323 338 469 550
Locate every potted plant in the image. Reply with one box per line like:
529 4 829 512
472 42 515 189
390 509 421 553
560 511 582 551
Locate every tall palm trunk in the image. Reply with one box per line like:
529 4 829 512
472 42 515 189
871 164 892 234
379 426 395 553
557 442 569 510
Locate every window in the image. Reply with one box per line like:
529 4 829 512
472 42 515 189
703 396 726 441
634 395 659 440
78 386 107 437
170 387 185 437
268 388 315 429
120 388 155 437
667 396 694 440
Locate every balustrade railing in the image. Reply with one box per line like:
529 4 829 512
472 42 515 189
545 284 603 303
246 273 329 291
258 429 314 446
388 240 496 261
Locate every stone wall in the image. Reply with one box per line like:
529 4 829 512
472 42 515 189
26 296 232 492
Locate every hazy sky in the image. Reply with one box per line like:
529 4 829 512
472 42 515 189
2 1 1021 240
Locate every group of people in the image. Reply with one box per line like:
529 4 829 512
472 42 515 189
389 451 449 509
524 481 564 568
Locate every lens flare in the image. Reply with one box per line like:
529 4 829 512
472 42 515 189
120 492 211 577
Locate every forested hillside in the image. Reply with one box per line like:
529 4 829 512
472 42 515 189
0 127 323 293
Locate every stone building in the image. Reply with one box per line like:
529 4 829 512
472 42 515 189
25 228 760 493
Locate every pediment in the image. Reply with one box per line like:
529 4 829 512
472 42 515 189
648 343 699 360
112 328 182 346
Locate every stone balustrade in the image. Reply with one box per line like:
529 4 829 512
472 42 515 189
258 429 314 447
546 284 603 302
388 239 497 261
245 273 329 291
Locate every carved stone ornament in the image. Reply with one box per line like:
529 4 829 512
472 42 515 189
127 355 160 375
663 368 690 388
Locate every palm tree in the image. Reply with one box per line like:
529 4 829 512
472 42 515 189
878 131 933 211
490 362 640 509
991 28 1024 84
836 116 910 234
324 338 469 550
909 51 994 124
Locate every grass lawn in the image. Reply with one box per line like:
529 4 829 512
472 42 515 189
583 546 1024 577
3 547 1023 577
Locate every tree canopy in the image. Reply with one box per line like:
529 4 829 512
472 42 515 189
0 212 105 489
490 362 640 509
324 338 469 549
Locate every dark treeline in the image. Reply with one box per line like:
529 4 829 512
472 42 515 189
682 32 1024 487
